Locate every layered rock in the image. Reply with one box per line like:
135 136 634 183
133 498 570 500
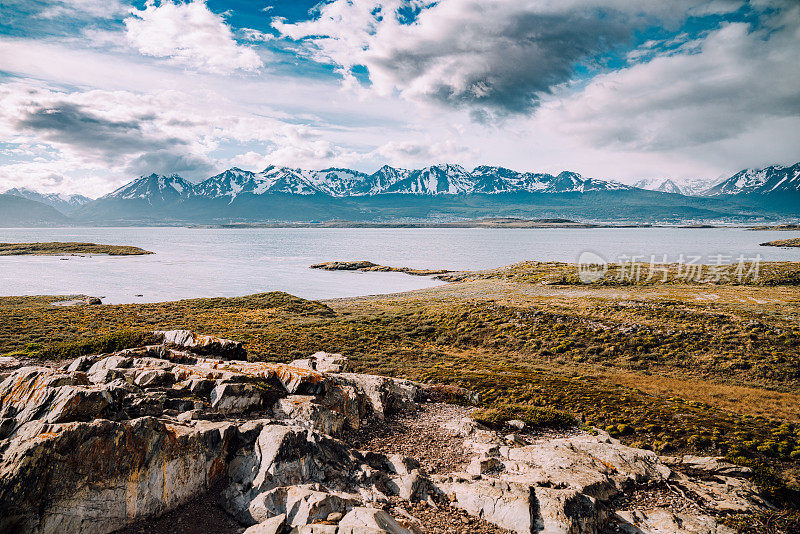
0 332 769 534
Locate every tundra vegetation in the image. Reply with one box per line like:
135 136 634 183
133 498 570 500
1 261 799 531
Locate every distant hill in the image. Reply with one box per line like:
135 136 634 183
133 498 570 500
3 187 91 214
0 194 71 227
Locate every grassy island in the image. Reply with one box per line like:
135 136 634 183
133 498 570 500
0 242 153 256
760 238 800 248
311 260 451 276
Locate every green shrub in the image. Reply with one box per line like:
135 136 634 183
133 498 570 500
472 404 577 430
616 423 634 435
35 329 159 360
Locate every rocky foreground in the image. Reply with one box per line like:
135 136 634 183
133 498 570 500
0 331 771 534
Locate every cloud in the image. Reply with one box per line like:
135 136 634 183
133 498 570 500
539 11 800 155
124 0 263 74
374 139 476 167
0 81 384 192
229 130 365 171
0 83 223 186
16 102 186 161
273 0 713 115
38 0 128 19
127 149 213 176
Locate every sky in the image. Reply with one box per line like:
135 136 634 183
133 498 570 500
0 0 798 197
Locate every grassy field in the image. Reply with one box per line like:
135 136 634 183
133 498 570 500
0 242 153 256
1 261 799 527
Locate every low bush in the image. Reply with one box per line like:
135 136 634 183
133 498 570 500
472 403 577 430
34 330 159 360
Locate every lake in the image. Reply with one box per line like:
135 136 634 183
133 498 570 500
0 227 797 304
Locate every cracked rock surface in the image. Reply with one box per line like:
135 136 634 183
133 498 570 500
0 332 769 534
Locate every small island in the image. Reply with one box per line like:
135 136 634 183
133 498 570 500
748 224 800 231
310 260 450 276
0 242 154 256
759 238 800 247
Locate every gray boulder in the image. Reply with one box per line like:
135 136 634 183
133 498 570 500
243 513 288 534
338 507 412 534
155 330 247 360
290 352 349 373
210 383 263 415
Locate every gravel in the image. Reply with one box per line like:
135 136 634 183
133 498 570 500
342 402 475 474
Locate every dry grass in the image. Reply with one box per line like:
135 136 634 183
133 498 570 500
1 261 799 519
569 366 800 423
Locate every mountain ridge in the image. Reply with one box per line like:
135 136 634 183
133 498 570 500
0 193 71 226
2 187 92 214
101 164 640 201
97 161 800 203
4 162 798 226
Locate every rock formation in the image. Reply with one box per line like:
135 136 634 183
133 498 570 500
0 333 769 534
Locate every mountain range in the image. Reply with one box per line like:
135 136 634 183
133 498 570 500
2 162 798 225
2 187 92 214
103 164 634 202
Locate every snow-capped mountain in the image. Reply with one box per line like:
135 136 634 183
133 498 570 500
3 187 91 214
192 168 261 200
105 164 632 204
306 168 371 196
65 161 800 224
633 178 684 195
632 177 726 196
472 166 550 193
185 164 630 199
383 164 475 194
104 173 194 204
546 171 630 193
91 161 800 213
703 162 800 196
368 165 412 194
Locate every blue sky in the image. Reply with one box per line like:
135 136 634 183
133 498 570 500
0 0 798 196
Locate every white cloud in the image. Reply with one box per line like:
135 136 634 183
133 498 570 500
0 80 386 193
38 0 128 19
273 0 729 115
539 15 800 156
124 0 263 74
374 139 476 167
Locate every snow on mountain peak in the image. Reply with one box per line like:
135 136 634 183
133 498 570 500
97 161 800 204
3 187 92 214
704 162 800 196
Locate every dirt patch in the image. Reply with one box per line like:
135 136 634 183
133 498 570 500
607 482 707 516
343 402 474 474
387 496 513 534
115 491 244 534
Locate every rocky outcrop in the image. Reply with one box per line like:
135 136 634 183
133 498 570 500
155 329 247 360
0 331 770 534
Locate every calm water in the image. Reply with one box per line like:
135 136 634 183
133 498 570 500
0 227 797 304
